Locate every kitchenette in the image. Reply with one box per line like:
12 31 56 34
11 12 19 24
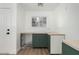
20 32 65 54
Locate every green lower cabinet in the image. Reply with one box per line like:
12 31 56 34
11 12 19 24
62 43 79 55
32 42 39 47
32 34 50 48
48 36 50 50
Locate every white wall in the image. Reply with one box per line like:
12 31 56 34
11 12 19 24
16 4 26 52
54 4 79 40
24 11 57 33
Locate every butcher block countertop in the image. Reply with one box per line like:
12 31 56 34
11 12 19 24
21 32 48 34
63 40 79 51
21 32 65 36
48 32 65 36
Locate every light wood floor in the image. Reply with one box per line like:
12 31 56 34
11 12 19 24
17 47 49 55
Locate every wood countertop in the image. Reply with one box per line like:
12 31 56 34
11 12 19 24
63 40 79 51
21 32 48 34
21 32 65 36
48 32 65 36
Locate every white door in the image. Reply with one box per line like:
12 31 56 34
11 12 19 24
0 8 13 54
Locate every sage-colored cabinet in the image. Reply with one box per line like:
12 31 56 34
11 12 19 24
62 43 79 55
32 34 50 48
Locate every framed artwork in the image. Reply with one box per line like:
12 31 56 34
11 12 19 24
32 16 46 27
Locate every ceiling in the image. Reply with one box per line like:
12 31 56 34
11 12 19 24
18 3 60 11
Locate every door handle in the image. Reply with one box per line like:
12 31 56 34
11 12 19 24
6 32 10 35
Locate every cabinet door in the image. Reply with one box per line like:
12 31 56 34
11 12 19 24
32 34 49 47
50 36 64 54
32 34 40 47
39 34 49 47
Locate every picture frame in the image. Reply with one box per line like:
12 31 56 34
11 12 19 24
32 16 46 27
